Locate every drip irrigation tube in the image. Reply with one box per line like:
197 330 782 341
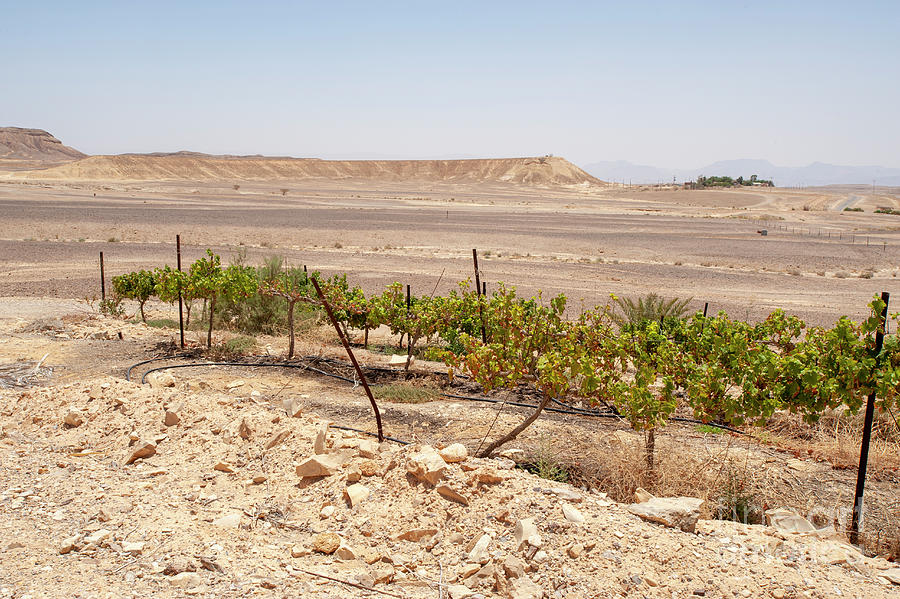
126 356 746 435
330 424 409 445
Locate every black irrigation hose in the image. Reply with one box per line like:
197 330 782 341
126 356 178 382
330 424 409 445
128 356 746 435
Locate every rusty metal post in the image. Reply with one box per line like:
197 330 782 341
311 277 384 442
99 252 106 301
849 291 890 545
176 235 184 349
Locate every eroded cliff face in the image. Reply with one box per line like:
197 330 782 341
0 127 86 162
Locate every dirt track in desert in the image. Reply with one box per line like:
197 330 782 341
1 177 899 326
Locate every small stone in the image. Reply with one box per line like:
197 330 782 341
163 558 196 575
548 487 582 502
58 537 78 554
214 461 234 473
634 487 654 503
510 577 544 599
122 541 145 554
765 507 816 534
312 532 341 555
346 463 362 482
474 467 507 484
290 544 310 558
514 518 541 550
125 440 157 465
460 563 481 579
64 410 84 428
96 508 111 522
448 584 476 599
169 572 203 588
296 454 343 478
358 439 379 458
627 496 704 533
344 483 371 506
238 418 251 440
164 410 181 427
467 534 491 564
148 372 176 389
314 423 329 454
252 475 267 484
438 443 468 463
406 447 448 485
265 429 291 449
320 505 336 519
84 529 112 546
532 550 549 563
562 503 585 523
212 512 241 528
468 562 494 586
880 568 900 585
502 556 526 579
225 379 245 389
436 484 469 506
567 543 584 558
771 589 786 599
645 575 659 587
394 528 438 542
372 565 395 584
335 542 358 561
282 398 303 418
359 459 379 477
693 590 706 597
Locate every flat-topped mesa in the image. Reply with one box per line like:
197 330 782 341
0 127 86 162
14 152 602 186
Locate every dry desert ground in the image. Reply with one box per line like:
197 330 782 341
1 151 900 598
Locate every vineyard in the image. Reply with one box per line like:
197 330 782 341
110 250 899 473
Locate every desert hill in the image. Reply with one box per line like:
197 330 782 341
0 127 86 162
13 152 601 186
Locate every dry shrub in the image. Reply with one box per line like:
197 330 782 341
551 428 771 522
764 409 900 475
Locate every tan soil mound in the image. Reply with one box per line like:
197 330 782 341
0 127 86 162
13 152 601 186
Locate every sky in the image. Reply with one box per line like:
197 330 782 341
2 1 899 168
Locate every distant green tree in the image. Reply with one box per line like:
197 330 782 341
188 250 257 348
112 270 156 322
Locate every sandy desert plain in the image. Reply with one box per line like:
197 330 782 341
2 141 900 599
2 167 900 326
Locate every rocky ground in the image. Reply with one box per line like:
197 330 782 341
1 307 900 599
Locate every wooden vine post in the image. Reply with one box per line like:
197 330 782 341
310 277 384 442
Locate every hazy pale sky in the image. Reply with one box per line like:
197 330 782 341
3 1 898 168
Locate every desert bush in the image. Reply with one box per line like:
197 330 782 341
98 295 125 318
219 256 293 336
610 292 691 332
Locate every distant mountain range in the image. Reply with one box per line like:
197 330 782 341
581 159 900 187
